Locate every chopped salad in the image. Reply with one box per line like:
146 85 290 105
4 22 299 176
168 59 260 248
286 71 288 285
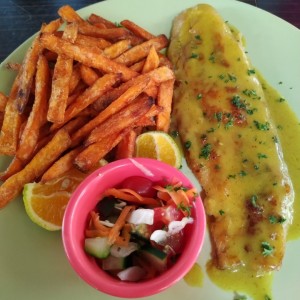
84 176 198 282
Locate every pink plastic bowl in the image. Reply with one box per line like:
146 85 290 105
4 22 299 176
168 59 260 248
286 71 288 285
62 158 206 298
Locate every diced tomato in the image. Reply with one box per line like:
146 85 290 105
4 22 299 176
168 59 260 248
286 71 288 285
165 230 185 254
120 176 156 197
149 204 184 231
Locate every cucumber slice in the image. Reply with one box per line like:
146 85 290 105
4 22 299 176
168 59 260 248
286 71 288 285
139 246 167 273
84 237 111 259
131 223 151 240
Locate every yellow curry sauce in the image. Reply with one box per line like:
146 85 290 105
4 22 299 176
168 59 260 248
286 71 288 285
168 3 300 299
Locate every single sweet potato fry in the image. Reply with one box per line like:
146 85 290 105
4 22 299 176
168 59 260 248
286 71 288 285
115 130 137 160
58 5 84 23
156 79 175 132
15 34 42 113
142 45 160 73
69 63 81 94
17 54 50 161
120 19 156 40
0 92 8 112
88 13 118 29
80 64 99 86
42 18 63 33
103 39 132 59
0 129 71 209
114 34 169 66
0 73 23 155
47 23 78 123
41 147 82 182
75 33 112 49
78 22 131 41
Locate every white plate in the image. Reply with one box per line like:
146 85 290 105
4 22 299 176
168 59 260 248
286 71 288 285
0 0 299 299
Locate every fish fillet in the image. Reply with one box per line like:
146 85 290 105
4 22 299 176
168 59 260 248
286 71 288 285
168 4 294 274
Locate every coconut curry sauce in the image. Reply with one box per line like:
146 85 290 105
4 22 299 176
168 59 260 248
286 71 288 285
168 3 298 296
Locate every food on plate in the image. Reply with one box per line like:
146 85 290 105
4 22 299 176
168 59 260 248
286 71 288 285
23 168 87 231
135 131 182 169
84 176 197 281
0 5 175 211
168 4 294 274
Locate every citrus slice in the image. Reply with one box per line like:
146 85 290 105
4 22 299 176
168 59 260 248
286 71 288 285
23 168 87 231
135 131 182 168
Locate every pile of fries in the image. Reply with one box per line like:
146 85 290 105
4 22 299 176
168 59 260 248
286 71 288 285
0 5 175 209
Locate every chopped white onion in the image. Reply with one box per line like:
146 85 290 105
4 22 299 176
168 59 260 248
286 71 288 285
117 266 146 282
168 217 194 235
149 230 168 244
150 217 194 244
127 208 154 225
110 242 139 257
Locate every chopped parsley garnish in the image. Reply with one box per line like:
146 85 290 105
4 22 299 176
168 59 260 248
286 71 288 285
250 195 258 207
246 108 257 115
257 153 268 159
272 136 278 143
225 117 234 129
215 164 221 170
184 140 192 149
264 295 272 300
209 52 215 63
268 215 278 224
253 120 270 131
114 22 123 27
242 89 258 98
171 130 179 137
219 209 225 216
196 93 203 100
231 95 246 109
207 127 215 133
228 174 236 179
199 143 212 159
177 203 192 217
218 73 236 83
247 69 256 75
190 53 198 59
194 34 202 40
214 111 223 122
239 170 247 177
269 215 286 224
261 241 274 256
234 293 247 300
278 97 286 102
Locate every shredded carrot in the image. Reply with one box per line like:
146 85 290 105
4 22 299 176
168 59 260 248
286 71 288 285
153 184 194 216
103 188 159 206
114 224 131 246
108 205 135 245
90 211 111 232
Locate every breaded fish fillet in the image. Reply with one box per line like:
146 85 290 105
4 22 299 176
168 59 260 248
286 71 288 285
168 4 294 273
